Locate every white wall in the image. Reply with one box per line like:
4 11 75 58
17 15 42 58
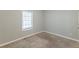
44 10 78 39
0 10 44 44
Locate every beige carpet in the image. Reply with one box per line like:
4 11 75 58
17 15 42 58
1 32 79 48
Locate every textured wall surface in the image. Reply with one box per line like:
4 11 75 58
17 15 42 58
0 10 44 44
44 10 78 39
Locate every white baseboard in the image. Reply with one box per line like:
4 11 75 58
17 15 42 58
44 31 79 42
0 31 43 47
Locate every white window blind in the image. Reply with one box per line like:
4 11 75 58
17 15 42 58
22 11 32 31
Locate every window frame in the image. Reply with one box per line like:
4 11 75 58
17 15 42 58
22 10 33 31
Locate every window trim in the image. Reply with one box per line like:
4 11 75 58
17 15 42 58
22 10 33 31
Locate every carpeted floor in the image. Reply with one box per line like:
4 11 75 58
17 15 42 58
1 32 79 48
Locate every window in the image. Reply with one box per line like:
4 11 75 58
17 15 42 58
22 11 33 31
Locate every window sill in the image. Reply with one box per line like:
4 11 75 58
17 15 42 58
22 27 32 31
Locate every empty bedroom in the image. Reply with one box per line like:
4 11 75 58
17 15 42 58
0 10 79 48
